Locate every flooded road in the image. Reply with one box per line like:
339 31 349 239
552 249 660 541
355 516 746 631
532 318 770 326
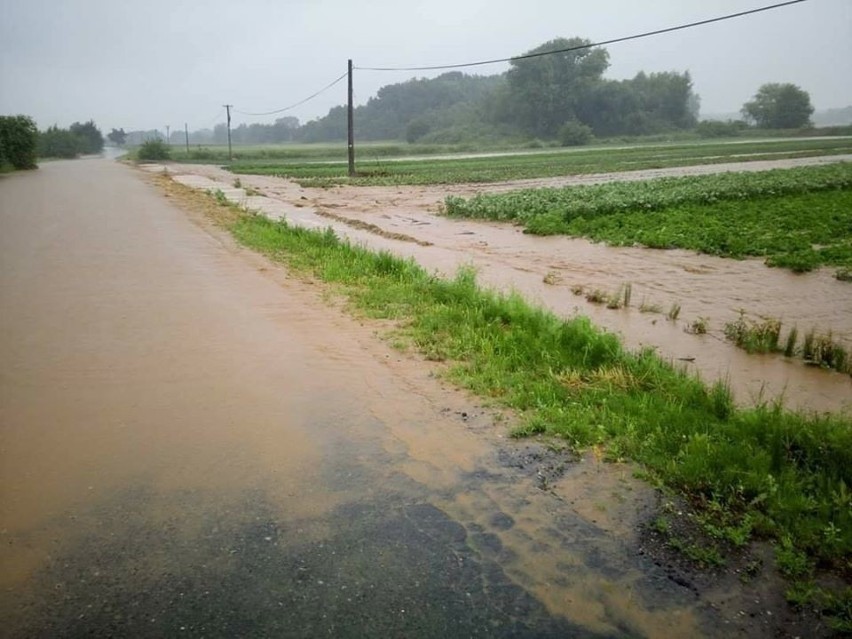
163 156 852 415
0 158 769 637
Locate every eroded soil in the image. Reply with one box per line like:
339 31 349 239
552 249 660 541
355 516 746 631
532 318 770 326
158 155 852 414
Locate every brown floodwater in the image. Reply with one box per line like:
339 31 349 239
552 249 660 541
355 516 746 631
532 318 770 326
163 156 852 414
3 158 772 637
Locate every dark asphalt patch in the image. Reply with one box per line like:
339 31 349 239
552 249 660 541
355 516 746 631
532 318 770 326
3 487 610 639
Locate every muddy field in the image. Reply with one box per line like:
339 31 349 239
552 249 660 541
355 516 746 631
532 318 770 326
158 155 852 415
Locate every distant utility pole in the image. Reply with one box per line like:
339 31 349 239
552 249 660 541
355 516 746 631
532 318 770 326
184 123 189 153
165 125 170 145
223 104 233 161
347 59 355 177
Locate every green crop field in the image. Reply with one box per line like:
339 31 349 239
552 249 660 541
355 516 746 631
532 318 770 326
444 164 852 273
221 137 852 186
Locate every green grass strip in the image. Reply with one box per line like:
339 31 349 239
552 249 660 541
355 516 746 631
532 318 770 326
226 211 852 571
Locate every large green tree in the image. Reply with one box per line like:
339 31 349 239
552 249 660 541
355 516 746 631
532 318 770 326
741 83 813 129
69 120 104 154
107 127 127 146
504 37 609 138
0 115 39 169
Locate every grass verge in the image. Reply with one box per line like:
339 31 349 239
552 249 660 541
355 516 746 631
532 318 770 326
163 176 852 626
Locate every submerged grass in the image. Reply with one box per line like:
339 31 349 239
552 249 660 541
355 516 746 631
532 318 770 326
216 206 852 575
724 314 850 375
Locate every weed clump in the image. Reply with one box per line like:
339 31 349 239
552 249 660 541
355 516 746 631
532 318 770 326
639 298 662 314
726 316 850 375
685 317 708 335
723 312 781 353
803 332 849 373
784 327 799 357
137 139 170 161
585 289 607 305
667 303 681 321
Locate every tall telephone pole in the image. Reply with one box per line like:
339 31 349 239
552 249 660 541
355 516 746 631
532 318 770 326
223 104 233 161
184 123 189 153
165 125 170 145
347 60 355 177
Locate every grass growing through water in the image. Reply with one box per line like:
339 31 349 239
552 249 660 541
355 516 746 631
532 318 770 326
219 209 852 576
724 312 782 353
724 314 850 375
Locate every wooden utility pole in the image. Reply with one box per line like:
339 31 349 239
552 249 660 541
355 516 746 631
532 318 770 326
223 104 233 161
347 59 355 177
165 125 170 145
184 123 189 153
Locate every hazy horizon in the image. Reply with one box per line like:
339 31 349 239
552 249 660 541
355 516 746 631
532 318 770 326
1 0 850 134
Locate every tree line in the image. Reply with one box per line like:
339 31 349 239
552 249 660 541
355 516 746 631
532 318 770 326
0 117 109 170
134 36 814 148
39 121 105 158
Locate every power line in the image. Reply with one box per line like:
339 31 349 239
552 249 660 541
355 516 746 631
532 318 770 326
356 0 808 72
234 71 349 117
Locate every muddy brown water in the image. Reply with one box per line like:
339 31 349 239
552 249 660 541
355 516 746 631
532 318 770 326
163 156 852 415
0 159 815 637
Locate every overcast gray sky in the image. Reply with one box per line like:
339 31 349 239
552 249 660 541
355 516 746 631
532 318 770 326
1 0 850 133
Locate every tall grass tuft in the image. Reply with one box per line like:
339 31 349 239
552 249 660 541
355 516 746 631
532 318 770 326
784 327 799 358
723 312 782 353
667 303 681 321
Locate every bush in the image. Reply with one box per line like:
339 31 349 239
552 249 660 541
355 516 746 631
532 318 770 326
69 120 104 154
0 115 39 169
137 139 171 161
38 126 82 158
558 120 593 146
696 119 748 138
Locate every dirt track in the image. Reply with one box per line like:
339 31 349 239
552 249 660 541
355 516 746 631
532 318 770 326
2 158 834 637
161 154 852 414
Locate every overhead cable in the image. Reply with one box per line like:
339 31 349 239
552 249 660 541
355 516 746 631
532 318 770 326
234 71 349 116
356 0 808 72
